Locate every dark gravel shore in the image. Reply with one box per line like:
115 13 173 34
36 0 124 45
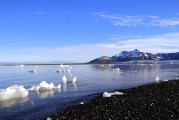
50 80 179 120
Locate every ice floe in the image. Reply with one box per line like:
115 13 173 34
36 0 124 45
0 85 29 101
72 76 77 83
29 81 61 91
62 75 67 83
111 68 120 71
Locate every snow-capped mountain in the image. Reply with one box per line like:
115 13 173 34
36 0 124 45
156 52 179 60
112 49 159 62
88 49 159 63
88 56 112 64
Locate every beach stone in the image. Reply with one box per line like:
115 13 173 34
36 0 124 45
50 80 179 120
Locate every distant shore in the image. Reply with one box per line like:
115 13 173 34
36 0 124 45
49 79 179 120
1 63 86 66
1 60 179 66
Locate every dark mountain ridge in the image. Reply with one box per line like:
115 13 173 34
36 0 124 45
88 49 179 64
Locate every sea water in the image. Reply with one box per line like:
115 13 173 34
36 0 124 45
0 64 178 120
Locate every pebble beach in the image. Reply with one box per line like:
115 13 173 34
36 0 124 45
49 80 179 120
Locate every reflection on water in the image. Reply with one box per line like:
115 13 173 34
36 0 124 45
63 83 67 91
91 64 161 73
73 83 77 91
62 83 78 91
0 97 29 108
32 90 55 99
0 64 179 120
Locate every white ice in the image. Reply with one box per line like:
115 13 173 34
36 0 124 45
155 76 160 82
72 76 77 83
0 85 29 101
29 81 61 91
111 68 120 71
62 75 67 83
103 91 124 98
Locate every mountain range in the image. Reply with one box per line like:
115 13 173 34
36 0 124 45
88 49 179 64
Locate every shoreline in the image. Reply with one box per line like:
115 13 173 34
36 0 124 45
1 60 179 66
49 80 179 120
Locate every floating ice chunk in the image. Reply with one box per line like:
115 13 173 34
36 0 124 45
72 76 77 83
59 64 70 67
17 64 24 68
103 91 124 98
57 84 61 89
111 68 120 71
0 85 28 101
66 67 72 73
39 81 55 91
29 81 61 91
62 75 67 83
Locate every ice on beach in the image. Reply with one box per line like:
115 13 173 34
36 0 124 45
80 102 84 105
155 76 160 82
103 92 111 97
0 85 29 101
103 91 124 98
46 117 51 120
163 79 168 82
29 81 61 91
110 91 124 95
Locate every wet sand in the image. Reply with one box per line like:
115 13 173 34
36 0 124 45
49 80 179 120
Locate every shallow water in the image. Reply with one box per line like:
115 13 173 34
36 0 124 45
0 64 178 120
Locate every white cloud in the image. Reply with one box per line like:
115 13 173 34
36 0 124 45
150 18 179 27
0 33 179 63
95 12 179 27
96 13 143 26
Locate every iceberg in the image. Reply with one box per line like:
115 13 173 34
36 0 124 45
29 81 61 91
0 85 28 101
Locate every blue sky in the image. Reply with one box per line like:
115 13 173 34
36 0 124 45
0 0 179 62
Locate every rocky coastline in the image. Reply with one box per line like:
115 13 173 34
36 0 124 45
48 80 179 120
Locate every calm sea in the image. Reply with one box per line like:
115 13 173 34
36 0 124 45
0 64 178 120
